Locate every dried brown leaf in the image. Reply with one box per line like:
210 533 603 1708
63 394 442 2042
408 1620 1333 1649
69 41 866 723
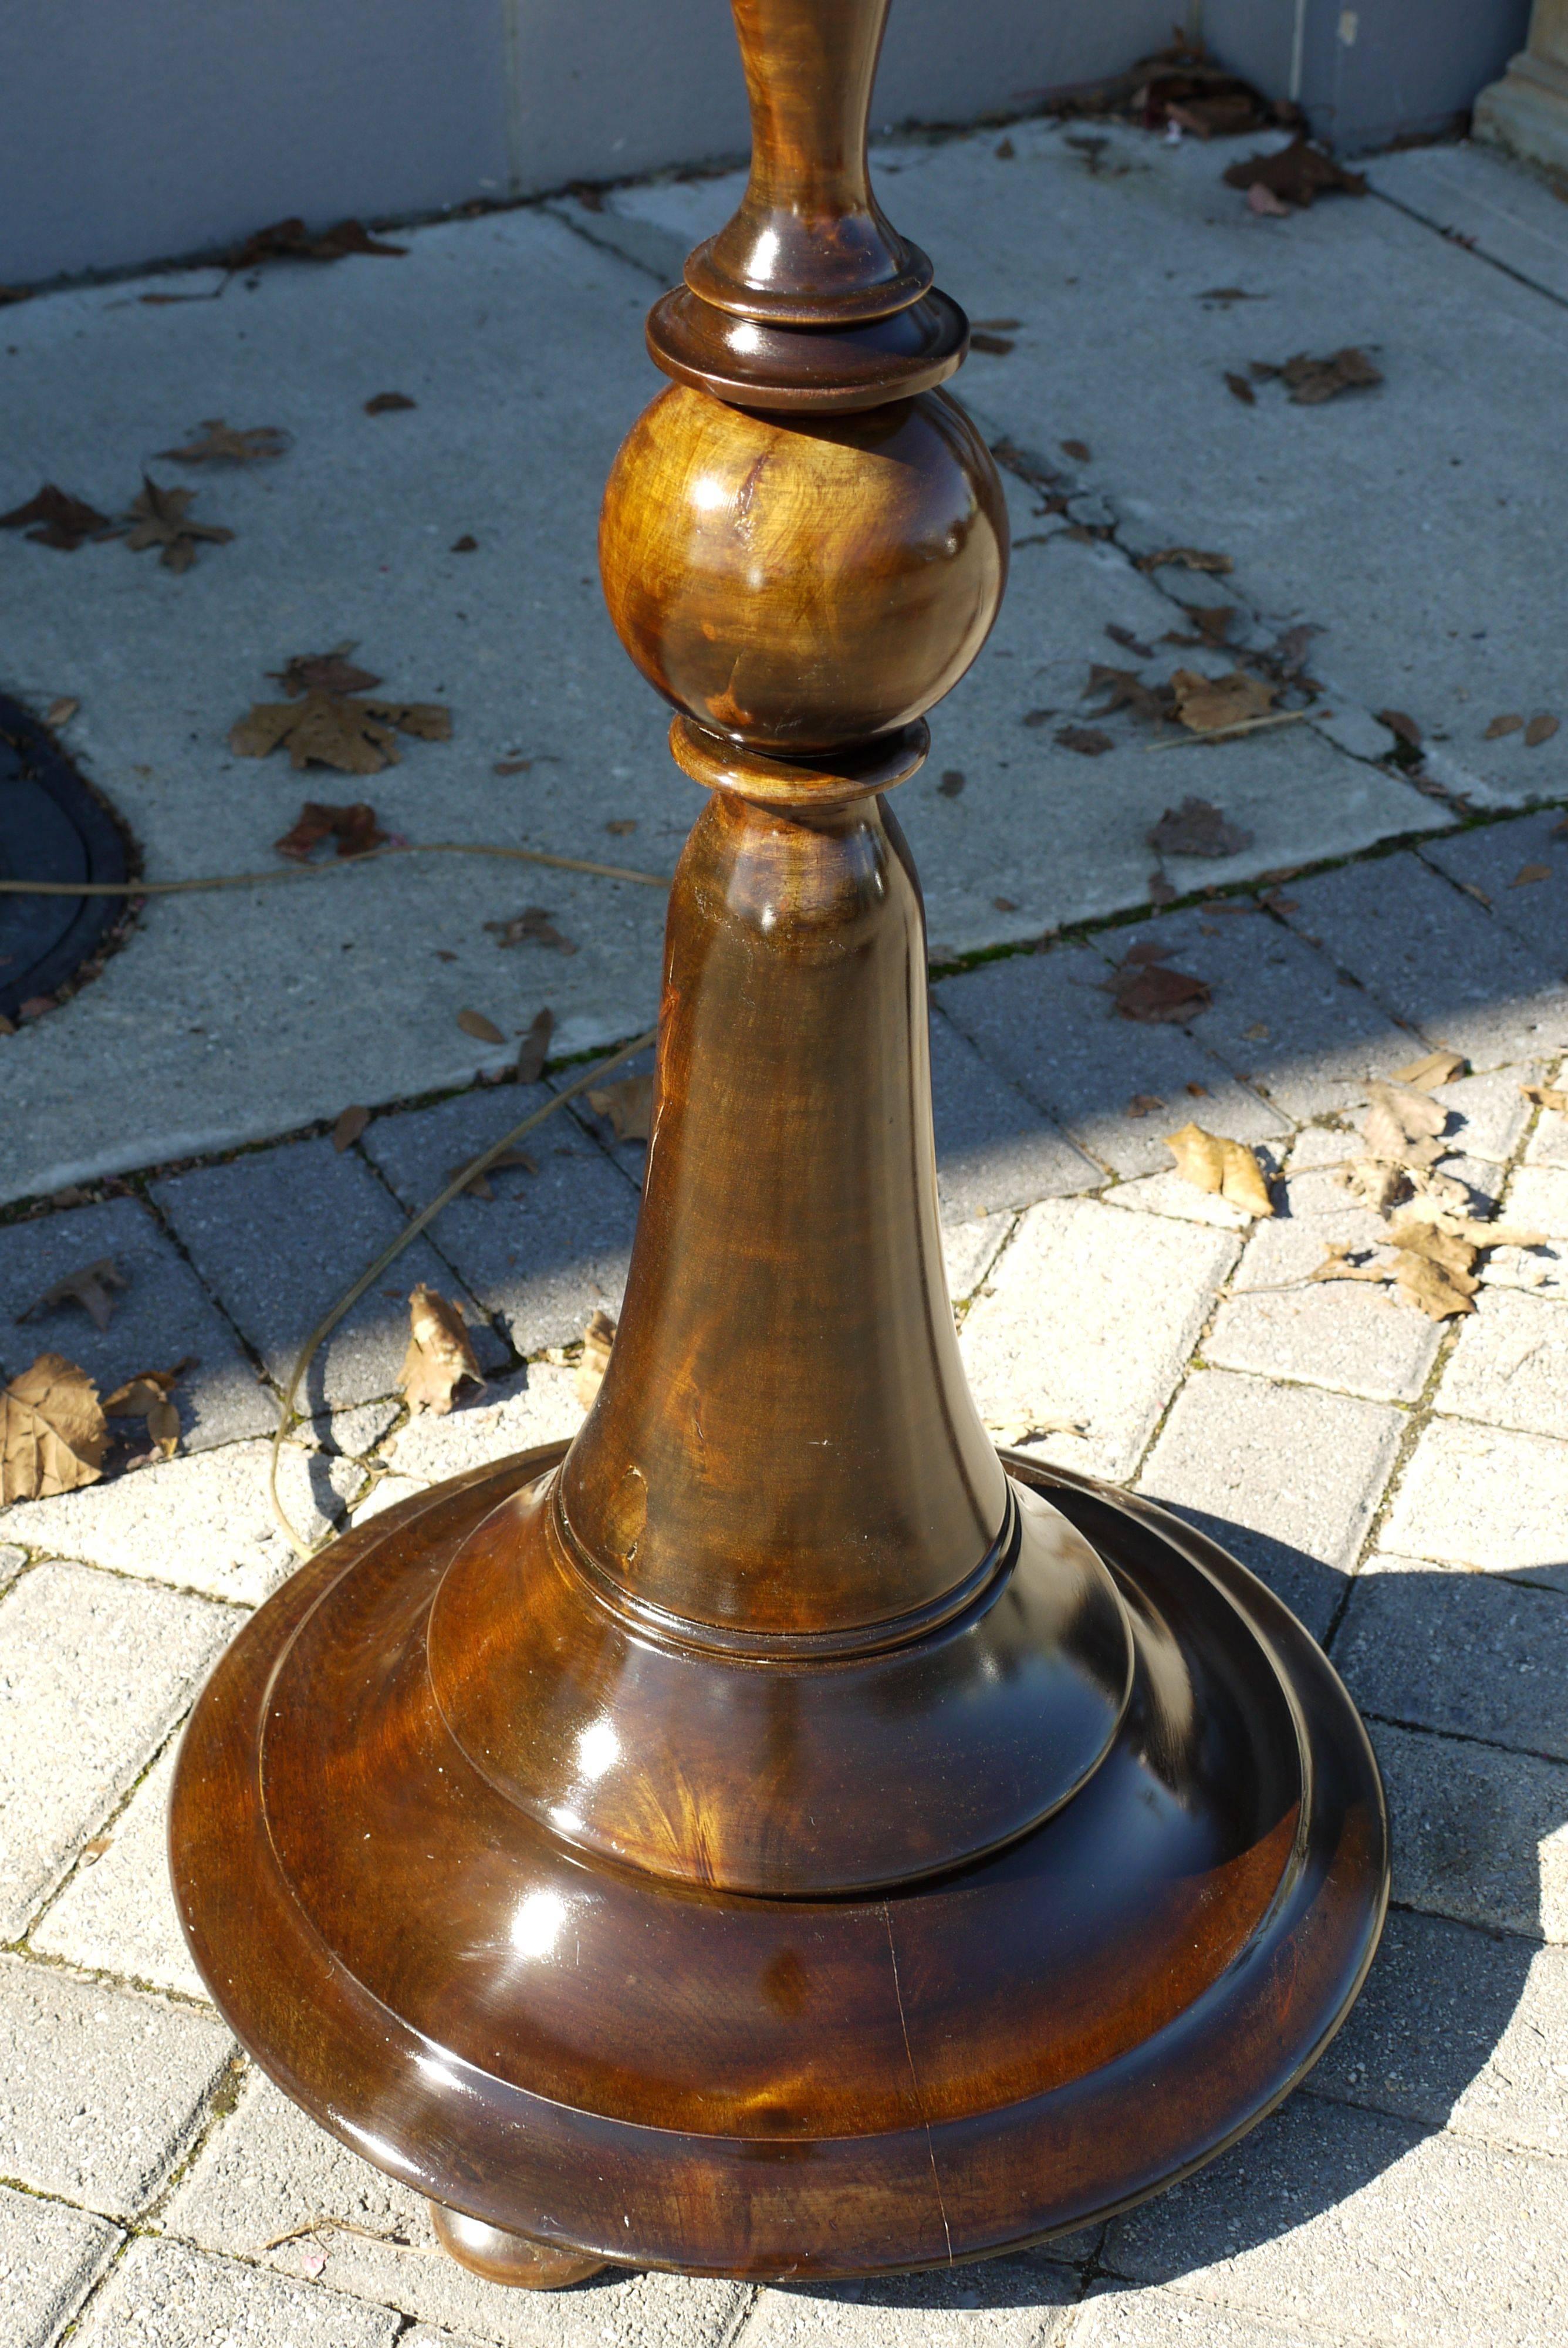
1485 713 1523 739
236 691 447 775
1 1354 107 1500
575 1308 618 1408
1171 669 1277 735
1113 961 1212 1023
0 484 116 551
120 476 233 572
484 906 577 954
1126 1094 1166 1118
158 419 289 465
587 1073 655 1143
364 392 415 414
1138 546 1234 575
1258 348 1382 405
1164 1122 1274 1217
269 643 382 699
1360 1080 1448 1166
457 1008 506 1045
397 1285 483 1415
228 216 406 269
45 697 79 728
1055 725 1114 756
1394 1250 1476 1321
1225 371 1256 404
1309 1244 1387 1286
103 1362 187 1459
1375 707 1422 748
516 1007 555 1085
332 1105 369 1152
1389 1049 1466 1091
445 1145 537 1202
1525 714 1559 748
1338 1158 1408 1213
18 1256 127 1334
272 801 389 861
1522 1082 1568 1114
1148 794 1255 857
1512 863 1551 888
1224 137 1366 208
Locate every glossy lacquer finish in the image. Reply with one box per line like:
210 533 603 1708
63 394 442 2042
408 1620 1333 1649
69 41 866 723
171 0 1388 2290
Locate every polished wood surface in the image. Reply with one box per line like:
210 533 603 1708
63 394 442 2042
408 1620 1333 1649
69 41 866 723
171 0 1388 2290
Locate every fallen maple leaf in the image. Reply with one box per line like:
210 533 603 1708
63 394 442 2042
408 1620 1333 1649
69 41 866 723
1384 1219 1479 1320
1224 138 1367 209
119 475 233 572
273 802 389 861
1171 670 1277 735
1056 726 1114 756
1390 1049 1466 1091
1361 1079 1448 1168
516 1007 555 1085
1526 714 1560 748
1138 547 1234 575
587 1073 655 1141
1252 349 1382 406
269 643 383 699
1485 713 1523 738
457 1008 506 1045
1086 664 1175 725
576 1308 618 1407
103 1363 185 1459
235 691 449 774
18 1256 127 1334
332 1105 369 1151
1148 795 1255 858
1522 1082 1568 1114
364 392 416 414
1 484 119 551
1164 1123 1273 1216
398 1286 483 1415
1 1354 108 1502
158 419 290 465
1111 962 1212 1023
229 217 406 269
484 906 577 954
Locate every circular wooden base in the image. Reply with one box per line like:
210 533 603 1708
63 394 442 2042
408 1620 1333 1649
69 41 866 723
170 1445 1387 2282
430 2203 606 2290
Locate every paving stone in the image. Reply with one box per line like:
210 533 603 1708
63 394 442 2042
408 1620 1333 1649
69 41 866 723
1285 1129 1503 1206
1380 1421 1568 1591
75 2236 400 2348
554 1043 658 1186
1423 814 1568 969
1070 2282 1330 2348
0 1546 22 1594
1525 1092 1568 1168
935 947 1285 1180
1100 1174 1255 1234
943 1211 1016 1303
740 2258 1080 2346
1090 906 1412 1123
959 1200 1238 1485
1101 2092 1568 2348
164 2071 745 2347
361 1087 637 1355
1483 1166 1568 1301
384 1362 584 1483
1370 1720 1568 1942
0 1439 359 1607
928 1007 1099 1222
1281 853 1568 1072
1206 1167 1441 1405
1435 1286 1568 1440
1422 1062 1540 1165
0 1564 231 1938
0 2180 120 2348
1309 1907 1567 2156
152 1139 508 1414
32 1741 205 2002
301 1399 403 1457
0 1197 273 1452
348 1472 430 1525
1134 1371 1400 1642
1334 1567 1568 1759
0 1955 232 2217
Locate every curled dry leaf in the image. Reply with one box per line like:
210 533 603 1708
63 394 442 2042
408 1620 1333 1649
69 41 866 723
235 691 449 775
484 906 577 954
587 1073 655 1142
1164 1122 1273 1217
1055 726 1114 756
18 1256 127 1334
1148 794 1255 858
1526 714 1560 748
1086 664 1175 725
1112 960 1212 1023
1486 713 1523 739
364 392 415 414
45 698 79 729
158 419 289 465
457 1008 506 1045
332 1105 369 1152
1522 1082 1568 1115
104 1362 187 1460
229 216 407 268
1224 137 1366 209
1225 372 1256 404
121 476 234 572
1170 669 1277 736
1360 1079 1448 1168
270 644 382 699
1390 1048 1466 1092
1 1354 108 1502
1126 1094 1167 1119
1375 708 1422 749
1137 547 1234 575
273 802 389 861
1309 1244 1386 1286
576 1308 618 1408
1252 349 1382 406
0 484 117 551
516 1007 555 1085
1338 1158 1408 1213
398 1285 484 1416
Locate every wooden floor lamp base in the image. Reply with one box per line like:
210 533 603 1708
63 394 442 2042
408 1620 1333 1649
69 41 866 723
170 1442 1386 2285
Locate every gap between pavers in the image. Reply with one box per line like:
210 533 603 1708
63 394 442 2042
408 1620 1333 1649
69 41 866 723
0 2180 122 2348
72 2235 403 2348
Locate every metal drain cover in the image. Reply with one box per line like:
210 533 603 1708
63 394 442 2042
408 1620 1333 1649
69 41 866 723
0 697 130 1022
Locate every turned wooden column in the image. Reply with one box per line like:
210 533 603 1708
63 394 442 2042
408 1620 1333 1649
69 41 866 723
170 0 1389 2294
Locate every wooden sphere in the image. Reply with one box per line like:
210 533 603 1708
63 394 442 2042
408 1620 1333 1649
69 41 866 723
599 383 1007 755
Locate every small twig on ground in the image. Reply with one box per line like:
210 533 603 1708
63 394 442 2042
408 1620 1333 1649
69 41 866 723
1143 709 1314 751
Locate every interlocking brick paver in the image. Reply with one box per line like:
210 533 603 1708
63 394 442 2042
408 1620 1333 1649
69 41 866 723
1423 812 1568 967
32 1741 205 2000
1101 1173 1253 1232
1434 1286 1568 1440
1525 1092 1568 1167
928 1008 1099 1222
152 1139 508 1413
942 1211 1016 1303
362 1087 637 1355
0 1199 275 1453
1379 1419 1568 1590
0 1564 231 1938
0 1544 22 1593
1310 1907 1567 2156
75 2237 400 2348
1101 2091 1568 2348
1484 1165 1568 1298
935 947 1284 1180
0 1955 231 2215
556 1044 657 1185
1090 906 1411 1122
384 1362 584 1483
1422 1062 1541 1164
0 1439 360 1607
1282 852 1568 1071
959 1199 1238 1483
739 2260 1079 2346
1285 1128 1502 1206
1334 1565 1568 1758
1370 1719 1568 1941
1070 2283 1332 2348
165 2072 746 2347
0 2181 120 2348
1134 1371 1401 1639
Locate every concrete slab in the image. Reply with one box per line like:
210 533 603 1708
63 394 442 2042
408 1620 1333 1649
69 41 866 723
1334 1566 1568 1759
1069 2285 1330 2348
1380 1418 1568 1589
75 2236 400 2348
1422 811 1568 969
1370 1720 1568 1942
0 1954 231 2217
0 1562 231 1938
1134 1369 1403 1639
1435 1285 1568 1440
152 1136 508 1412
1370 139 1568 309
32 1739 206 2001
0 1196 273 1450
1485 1164 1568 1299
928 1008 1099 1222
739 2260 1080 2346
0 2181 120 2348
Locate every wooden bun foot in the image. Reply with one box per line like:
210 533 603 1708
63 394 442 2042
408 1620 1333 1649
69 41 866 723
430 2202 606 2290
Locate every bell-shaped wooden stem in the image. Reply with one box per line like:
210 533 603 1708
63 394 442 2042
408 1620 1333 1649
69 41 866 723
685 0 932 322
